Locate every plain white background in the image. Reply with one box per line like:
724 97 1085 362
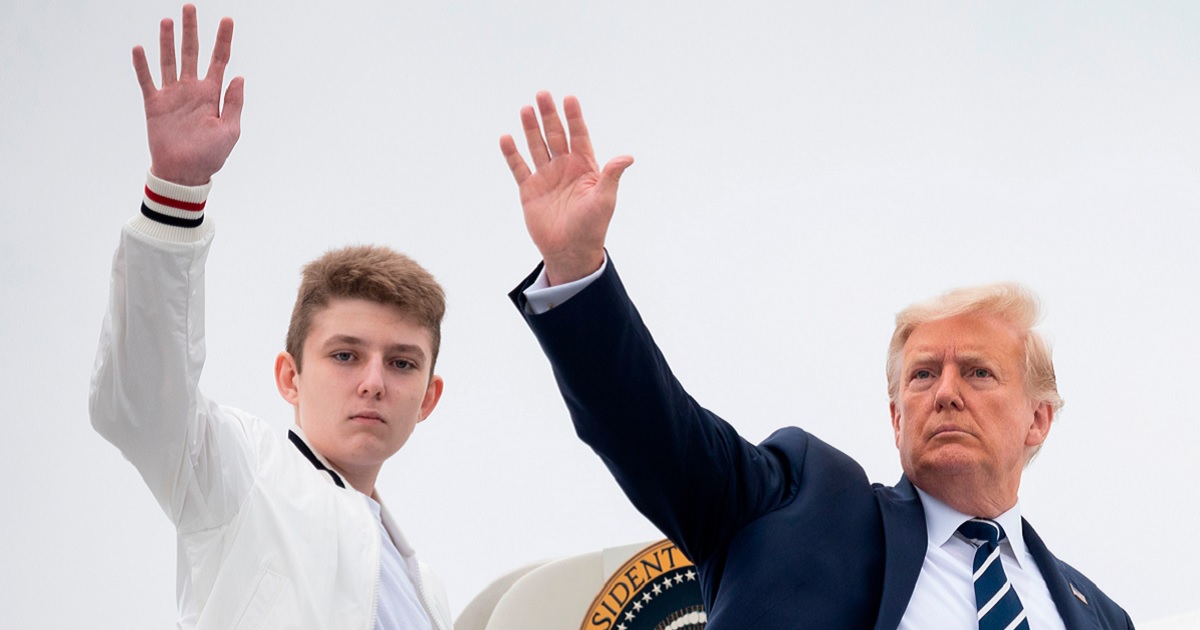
1 1 1196 627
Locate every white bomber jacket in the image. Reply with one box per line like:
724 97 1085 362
89 175 453 630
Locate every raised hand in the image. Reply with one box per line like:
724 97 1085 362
133 4 243 186
500 92 633 285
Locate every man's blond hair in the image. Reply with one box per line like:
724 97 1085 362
886 283 1063 462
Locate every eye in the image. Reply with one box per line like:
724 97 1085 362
391 358 416 370
332 351 354 362
913 369 934 380
971 368 992 378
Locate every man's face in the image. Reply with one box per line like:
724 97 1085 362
276 298 442 481
890 314 1052 511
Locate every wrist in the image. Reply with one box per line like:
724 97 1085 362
543 250 605 286
149 164 213 188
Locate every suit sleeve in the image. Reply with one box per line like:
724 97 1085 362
510 258 812 563
89 175 254 534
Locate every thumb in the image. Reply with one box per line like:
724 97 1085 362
222 76 245 130
598 155 634 194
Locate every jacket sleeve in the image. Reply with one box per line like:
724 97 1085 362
89 174 254 534
510 258 811 565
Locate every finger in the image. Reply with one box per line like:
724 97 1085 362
520 105 550 168
499 135 532 185
180 4 199 80
221 76 245 133
205 17 234 84
562 95 595 160
536 91 570 158
159 18 177 86
132 46 156 99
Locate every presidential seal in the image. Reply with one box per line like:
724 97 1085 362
580 539 706 630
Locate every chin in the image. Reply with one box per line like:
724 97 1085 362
914 446 982 480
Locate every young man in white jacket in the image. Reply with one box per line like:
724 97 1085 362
89 6 453 628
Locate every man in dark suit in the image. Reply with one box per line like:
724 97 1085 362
499 92 1133 629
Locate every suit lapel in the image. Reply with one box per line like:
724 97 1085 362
874 477 928 630
872 484 1106 630
1023 519 1102 630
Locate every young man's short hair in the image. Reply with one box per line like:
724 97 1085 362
285 245 445 373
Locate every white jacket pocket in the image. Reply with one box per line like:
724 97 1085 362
231 566 288 630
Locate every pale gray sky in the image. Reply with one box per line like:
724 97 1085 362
1 1 1197 627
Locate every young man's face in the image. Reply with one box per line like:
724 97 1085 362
276 298 443 487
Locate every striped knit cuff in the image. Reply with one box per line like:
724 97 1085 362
141 171 211 227
129 171 215 243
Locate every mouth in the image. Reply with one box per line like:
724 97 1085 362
350 411 386 425
930 424 972 439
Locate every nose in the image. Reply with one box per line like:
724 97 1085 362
358 360 385 399
934 372 964 412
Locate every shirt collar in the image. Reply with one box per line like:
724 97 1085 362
915 486 1029 569
365 494 384 519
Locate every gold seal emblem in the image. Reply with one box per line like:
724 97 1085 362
580 539 706 630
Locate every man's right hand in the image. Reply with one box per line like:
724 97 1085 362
500 92 633 286
134 4 243 187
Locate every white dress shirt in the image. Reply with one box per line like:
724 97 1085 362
899 488 1065 628
367 496 432 630
521 259 607 314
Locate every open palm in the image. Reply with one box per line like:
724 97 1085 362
501 92 633 285
134 5 243 186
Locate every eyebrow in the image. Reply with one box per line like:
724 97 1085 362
905 350 996 367
904 352 942 367
321 335 428 359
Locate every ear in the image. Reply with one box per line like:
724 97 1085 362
1025 400 1054 448
417 375 445 423
275 352 301 406
889 400 902 449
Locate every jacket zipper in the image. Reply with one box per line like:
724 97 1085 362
367 517 381 630
411 560 445 630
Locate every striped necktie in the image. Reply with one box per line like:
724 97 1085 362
957 518 1030 630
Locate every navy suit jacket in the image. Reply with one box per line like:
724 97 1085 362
511 259 1133 629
